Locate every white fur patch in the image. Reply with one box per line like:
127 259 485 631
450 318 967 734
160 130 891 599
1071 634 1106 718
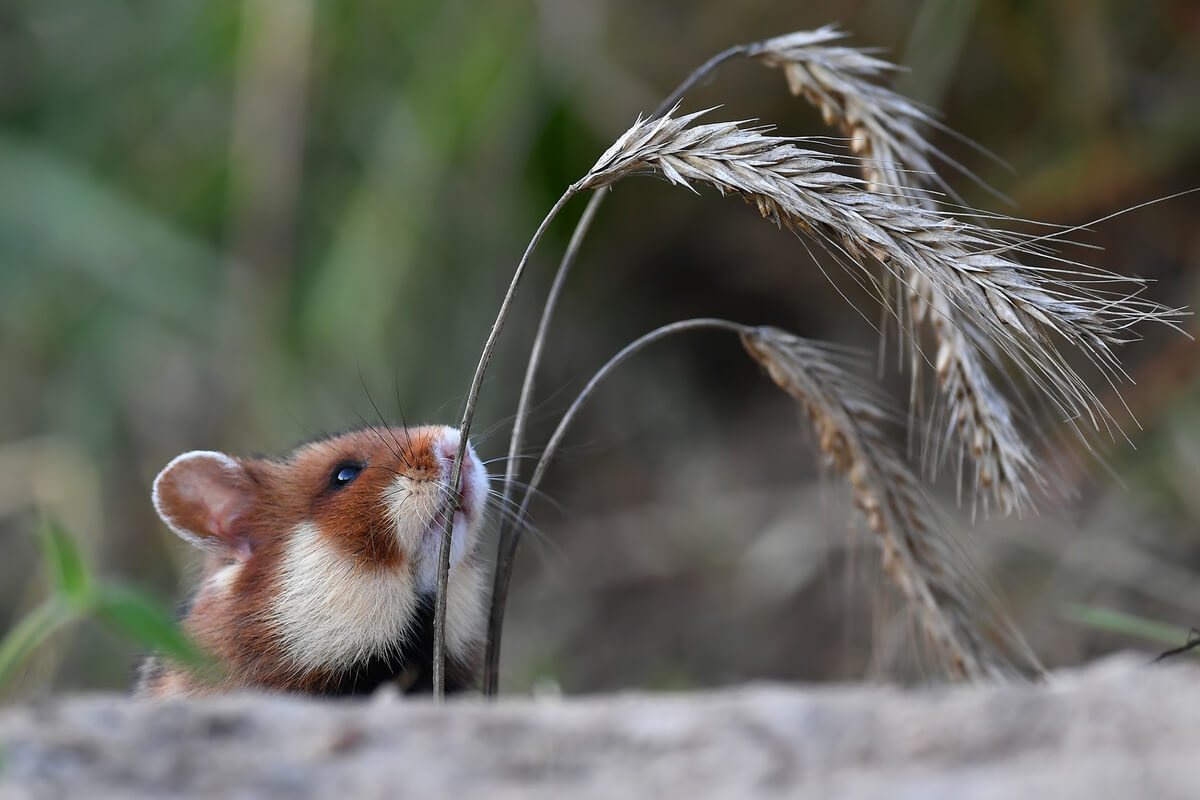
271 523 487 672
444 555 487 658
413 514 471 592
273 522 419 671
207 563 243 595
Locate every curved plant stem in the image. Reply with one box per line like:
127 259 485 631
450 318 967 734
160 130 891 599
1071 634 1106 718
484 318 748 694
431 186 579 698
652 45 746 119
497 192 604 556
486 189 603 694
497 44 747 524
483 42 749 698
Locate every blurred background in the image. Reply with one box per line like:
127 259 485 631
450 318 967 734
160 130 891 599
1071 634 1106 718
1 0 1199 695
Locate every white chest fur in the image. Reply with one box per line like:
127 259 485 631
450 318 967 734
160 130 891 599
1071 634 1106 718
270 523 486 672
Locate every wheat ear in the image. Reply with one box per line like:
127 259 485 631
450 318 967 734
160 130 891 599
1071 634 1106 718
747 26 957 198
504 317 1035 679
579 110 1179 461
741 326 1039 679
745 26 1040 515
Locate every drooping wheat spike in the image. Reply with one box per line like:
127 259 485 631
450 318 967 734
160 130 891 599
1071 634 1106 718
747 26 945 199
745 27 1040 515
741 325 1039 680
578 110 1180 472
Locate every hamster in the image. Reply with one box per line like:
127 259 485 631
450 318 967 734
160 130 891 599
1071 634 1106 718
137 425 490 697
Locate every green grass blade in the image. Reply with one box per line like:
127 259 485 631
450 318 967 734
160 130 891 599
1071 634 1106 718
1060 603 1197 649
93 585 217 678
37 521 92 608
0 599 77 690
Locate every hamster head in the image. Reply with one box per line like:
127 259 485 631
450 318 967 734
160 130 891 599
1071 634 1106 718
144 424 490 696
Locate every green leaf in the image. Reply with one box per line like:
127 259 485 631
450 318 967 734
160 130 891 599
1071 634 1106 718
0 598 78 690
1060 603 1196 649
37 521 93 608
93 585 218 678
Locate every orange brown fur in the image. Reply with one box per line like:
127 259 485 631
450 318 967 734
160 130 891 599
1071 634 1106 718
140 425 489 697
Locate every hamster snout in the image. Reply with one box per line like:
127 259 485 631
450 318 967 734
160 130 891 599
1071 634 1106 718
405 427 489 590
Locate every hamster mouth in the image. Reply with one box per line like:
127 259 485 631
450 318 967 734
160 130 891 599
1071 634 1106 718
440 453 476 522
419 503 468 591
424 475 471 550
419 433 482 560
415 504 469 593
427 504 466 540
412 434 484 590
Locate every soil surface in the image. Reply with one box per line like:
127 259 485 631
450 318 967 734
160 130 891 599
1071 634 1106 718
0 654 1195 799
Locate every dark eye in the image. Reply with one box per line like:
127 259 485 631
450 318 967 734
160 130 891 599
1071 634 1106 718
330 462 363 489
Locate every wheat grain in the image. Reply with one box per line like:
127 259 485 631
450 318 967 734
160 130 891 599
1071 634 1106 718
578 110 1178 469
746 27 1040 515
747 26 945 199
741 325 1039 679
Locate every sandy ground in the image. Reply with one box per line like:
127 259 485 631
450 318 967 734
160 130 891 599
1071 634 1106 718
0 654 1196 799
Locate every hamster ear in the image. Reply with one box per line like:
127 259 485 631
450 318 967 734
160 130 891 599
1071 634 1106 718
152 451 258 561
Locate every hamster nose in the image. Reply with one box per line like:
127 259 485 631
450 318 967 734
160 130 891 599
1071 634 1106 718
439 438 469 470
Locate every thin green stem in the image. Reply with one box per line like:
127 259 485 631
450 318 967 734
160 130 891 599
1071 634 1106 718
431 185 579 698
0 599 77 692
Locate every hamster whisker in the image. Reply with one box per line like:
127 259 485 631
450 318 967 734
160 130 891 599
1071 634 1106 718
480 453 543 469
481 500 531 528
481 506 567 573
390 381 416 459
353 412 408 469
359 377 412 468
488 481 564 516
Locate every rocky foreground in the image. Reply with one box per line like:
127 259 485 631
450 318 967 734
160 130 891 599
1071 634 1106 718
0 655 1196 799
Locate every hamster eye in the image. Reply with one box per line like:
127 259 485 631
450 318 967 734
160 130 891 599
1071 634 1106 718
329 461 364 489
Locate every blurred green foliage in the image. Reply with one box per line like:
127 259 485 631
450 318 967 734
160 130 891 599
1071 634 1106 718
1 0 1199 693
0 522 212 696
1062 603 1199 654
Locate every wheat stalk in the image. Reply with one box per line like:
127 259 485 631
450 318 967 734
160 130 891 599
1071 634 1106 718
431 188 579 697
578 110 1178 462
745 26 1040 515
741 326 1038 679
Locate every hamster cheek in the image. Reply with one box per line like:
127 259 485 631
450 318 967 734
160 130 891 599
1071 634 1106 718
381 481 433 549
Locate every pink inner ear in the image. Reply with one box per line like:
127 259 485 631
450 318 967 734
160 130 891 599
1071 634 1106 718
152 451 257 561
